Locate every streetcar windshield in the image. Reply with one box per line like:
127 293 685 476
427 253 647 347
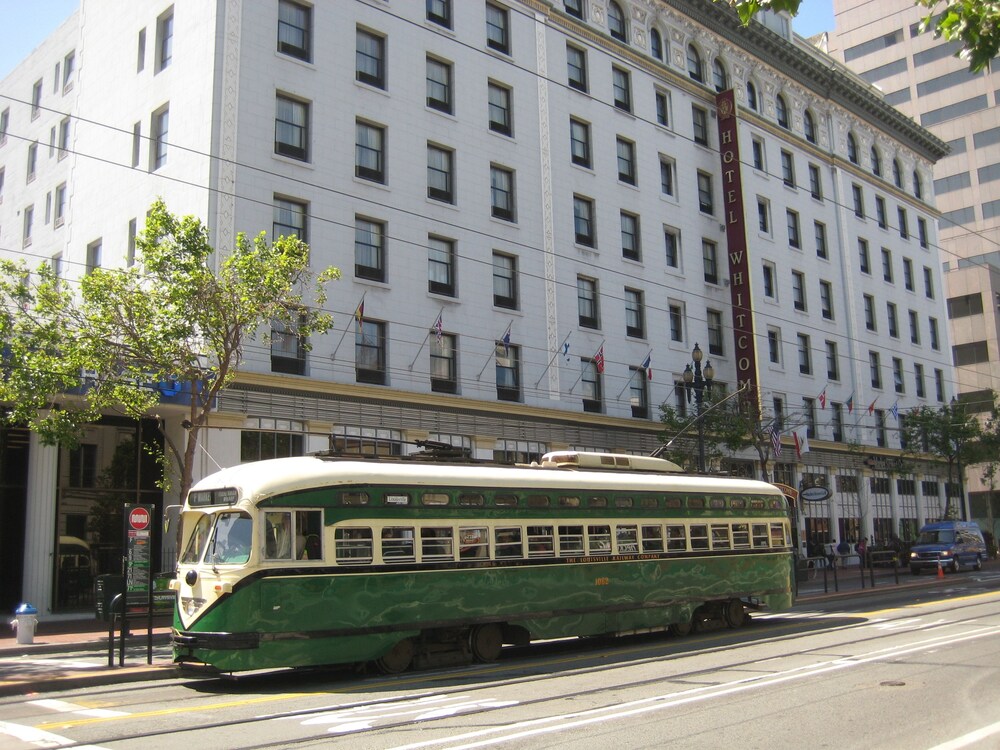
180 514 214 564
207 512 253 565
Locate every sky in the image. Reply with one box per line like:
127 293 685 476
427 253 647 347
0 0 837 82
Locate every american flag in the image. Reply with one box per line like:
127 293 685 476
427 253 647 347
594 345 605 374
767 426 781 457
641 353 652 380
434 313 443 343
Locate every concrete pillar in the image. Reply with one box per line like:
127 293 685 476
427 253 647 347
22 435 59 616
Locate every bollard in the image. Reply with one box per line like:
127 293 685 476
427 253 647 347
12 603 38 645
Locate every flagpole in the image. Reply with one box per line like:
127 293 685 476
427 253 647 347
477 320 514 380
567 339 605 394
533 331 572 388
614 349 652 399
408 306 444 371
331 292 366 360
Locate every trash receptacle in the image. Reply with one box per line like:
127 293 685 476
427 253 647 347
11 603 38 645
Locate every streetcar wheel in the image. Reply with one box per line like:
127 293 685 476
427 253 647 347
724 599 745 629
669 621 692 637
376 638 414 674
469 624 504 662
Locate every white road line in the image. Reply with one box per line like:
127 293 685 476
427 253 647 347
0 719 110 749
0 658 102 670
926 719 1000 750
29 699 129 719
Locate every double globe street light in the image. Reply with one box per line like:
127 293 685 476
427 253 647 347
682 343 714 473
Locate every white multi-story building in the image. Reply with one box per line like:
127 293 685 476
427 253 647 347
0 0 954 617
826 0 1000 544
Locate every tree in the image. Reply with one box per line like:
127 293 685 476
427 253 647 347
0 199 339 503
898 402 984 518
727 0 1000 72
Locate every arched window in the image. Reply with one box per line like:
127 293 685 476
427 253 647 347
608 1 627 42
712 57 727 92
687 44 703 83
746 81 758 111
650 28 663 60
803 110 816 144
870 146 882 177
847 132 858 164
775 94 789 129
913 169 923 199
892 158 902 188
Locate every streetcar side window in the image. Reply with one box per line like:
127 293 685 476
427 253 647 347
710 497 726 510
422 493 450 506
730 496 747 509
459 493 484 507
558 525 584 555
664 496 682 509
335 527 373 564
769 522 787 547
495 526 523 558
614 497 633 508
711 524 731 550
181 514 213 564
382 527 415 561
527 525 554 556
527 494 550 508
690 524 709 550
751 523 769 548
421 527 454 560
296 510 323 560
264 511 294 559
459 527 489 559
732 523 750 548
687 496 705 509
588 496 608 508
639 497 657 509
616 525 639 553
588 525 612 555
641 524 664 552
341 492 369 506
749 498 766 510
495 494 518 507
559 496 580 508
666 525 687 551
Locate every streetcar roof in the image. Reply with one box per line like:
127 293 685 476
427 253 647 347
188 455 782 506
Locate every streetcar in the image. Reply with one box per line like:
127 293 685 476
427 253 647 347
171 450 795 673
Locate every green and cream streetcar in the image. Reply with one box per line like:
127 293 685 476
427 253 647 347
171 451 795 673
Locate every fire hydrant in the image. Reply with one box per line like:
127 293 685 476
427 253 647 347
11 603 38 645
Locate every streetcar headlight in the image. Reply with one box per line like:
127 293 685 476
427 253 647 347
181 597 207 617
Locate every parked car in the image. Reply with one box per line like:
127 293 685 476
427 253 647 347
909 521 986 575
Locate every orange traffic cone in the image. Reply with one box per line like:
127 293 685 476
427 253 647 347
937 560 944 579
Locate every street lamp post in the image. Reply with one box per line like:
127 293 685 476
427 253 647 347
683 343 714 473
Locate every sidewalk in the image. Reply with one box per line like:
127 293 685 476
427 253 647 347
0 561 995 697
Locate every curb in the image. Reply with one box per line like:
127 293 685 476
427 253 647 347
0 663 177 698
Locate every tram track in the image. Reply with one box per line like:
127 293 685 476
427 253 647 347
29 589 1000 748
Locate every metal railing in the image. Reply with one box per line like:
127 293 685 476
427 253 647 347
795 550 900 596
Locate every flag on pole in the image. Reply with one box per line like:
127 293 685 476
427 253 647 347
767 426 782 458
890 401 899 421
501 325 511 356
594 345 605 374
868 398 878 416
818 387 827 409
641 352 652 380
793 431 810 459
562 341 570 361
354 299 365 329
433 312 443 343
846 392 855 414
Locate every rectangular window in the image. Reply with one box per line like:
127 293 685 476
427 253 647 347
131 122 141 168
0 108 8 145
881 247 893 282
428 235 455 296
887 302 899 338
427 0 452 28
574 194 595 246
763 262 776 298
803 398 817 438
859 238 871 273
659 156 676 197
757 198 770 234
567 44 588 92
496 342 521 401
62 52 75 91
664 227 680 268
427 144 454 203
426 56 454 114
629 369 649 419
151 106 169 170
26 142 38 182
356 28 386 88
669 303 683 342
275 95 308 161
355 216 386 282
898 206 909 239
581 359 603 413
703 239 719 284
493 252 518 309
617 137 636 184
273 197 307 242
814 221 828 259
918 217 929 248
57 118 70 159
914 363 925 398
923 266 934 298
655 89 671 127
787 210 801 248
826 340 839 380
356 120 385 182
903 257 914 290
864 294 876 331
870 351 882 388
431 333 457 393
54 182 67 226
752 137 765 171
137 28 146 72
278 0 311 61
768 328 781 364
808 163 822 199
22 205 33 246
798 333 812 374
156 7 174 72
707 310 724 356
853 183 865 218
909 310 920 344
577 276 599 328
486 2 510 54
625 288 645 338
490 165 515 221
612 66 631 111
488 81 513 136
127 218 137 266
876 196 888 228
570 117 591 167
356 320 387 385
271 316 306 375
86 239 102 274
31 80 42 119
620 211 640 260
820 280 833 319
697 171 714 215
692 105 709 146
780 149 795 187
929 317 939 350
893 357 905 393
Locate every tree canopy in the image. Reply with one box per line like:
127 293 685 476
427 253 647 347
727 0 999 72
0 200 339 501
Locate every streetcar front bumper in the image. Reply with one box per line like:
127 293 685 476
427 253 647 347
173 628 260 651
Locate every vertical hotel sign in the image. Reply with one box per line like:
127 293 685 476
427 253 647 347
715 89 760 408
